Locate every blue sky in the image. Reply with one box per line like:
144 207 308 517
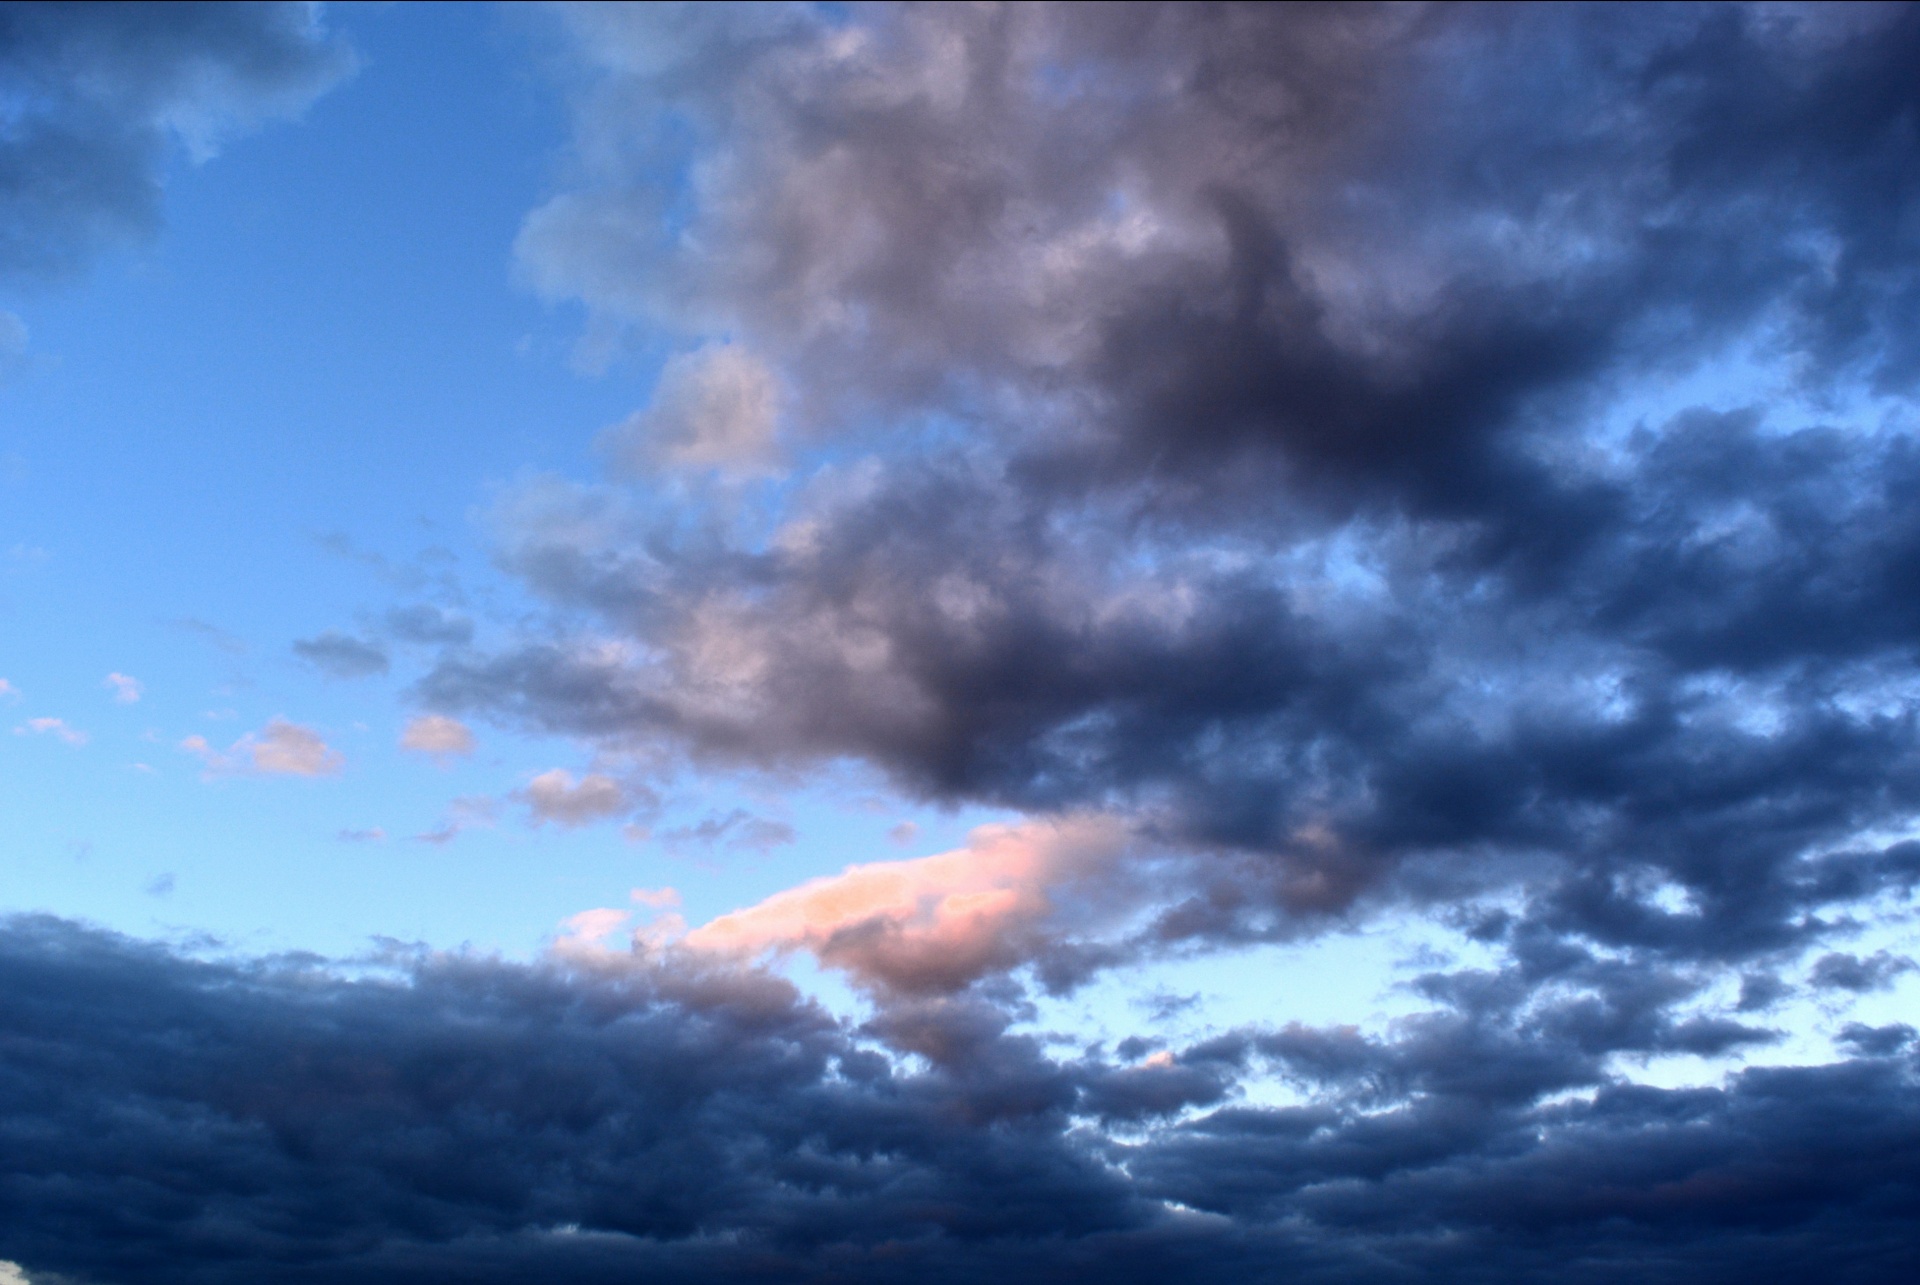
4 5 1920 1282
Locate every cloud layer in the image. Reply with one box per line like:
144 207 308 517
0 915 1916 1283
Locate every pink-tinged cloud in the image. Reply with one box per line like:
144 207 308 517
180 718 342 778
14 716 86 746
519 769 629 827
0 678 18 701
684 815 1133 994
399 713 474 759
103 672 142 703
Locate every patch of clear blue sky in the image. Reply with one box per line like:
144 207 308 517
0 3 1000 961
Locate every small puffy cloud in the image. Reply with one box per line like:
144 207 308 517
399 713 475 759
143 873 174 898
14 717 86 746
180 718 342 778
292 630 389 678
102 672 142 703
519 769 631 828
0 678 17 701
598 344 781 476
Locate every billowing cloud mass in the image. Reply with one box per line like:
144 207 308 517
403 2 1920 1272
181 716 342 777
0 1 353 281
13 2 1920 1280
416 0 1920 981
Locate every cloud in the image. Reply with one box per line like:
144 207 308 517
399 713 475 759
0 915 1916 1283
101 672 141 703
655 808 796 858
293 630 390 678
385 603 474 645
0 1 354 283
180 717 342 778
1810 951 1916 994
232 5 1920 1276
517 769 632 828
403 1 1920 998
336 827 386 843
0 679 16 701
13 717 85 746
410 795 496 846
685 816 1134 995
598 344 783 476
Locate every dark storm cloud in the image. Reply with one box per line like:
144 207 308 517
405 0 1920 998
0 1 352 281
4 915 1918 1284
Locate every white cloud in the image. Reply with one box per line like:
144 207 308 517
180 718 342 778
103 672 143 703
0 678 17 701
14 716 86 746
399 713 475 759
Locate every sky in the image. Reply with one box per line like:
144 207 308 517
1 2 1919 1281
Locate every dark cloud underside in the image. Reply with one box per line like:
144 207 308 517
1 917 1916 1284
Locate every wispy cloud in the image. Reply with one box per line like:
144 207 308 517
14 717 86 747
102 672 142 703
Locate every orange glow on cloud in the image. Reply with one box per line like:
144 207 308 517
684 815 1130 993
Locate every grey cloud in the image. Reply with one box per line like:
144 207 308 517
1 915 1916 1283
0 1 353 281
408 2 1920 998
1810 951 1916 994
292 629 389 678
656 808 795 857
384 604 473 645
